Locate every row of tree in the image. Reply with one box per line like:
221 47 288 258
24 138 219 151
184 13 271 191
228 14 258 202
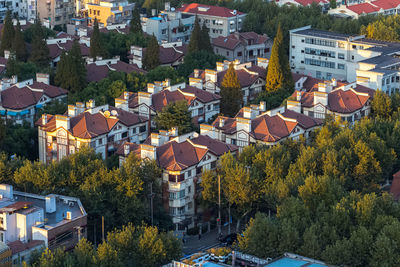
201 91 400 266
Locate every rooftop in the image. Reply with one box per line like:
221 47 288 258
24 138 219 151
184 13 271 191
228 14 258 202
177 3 245 18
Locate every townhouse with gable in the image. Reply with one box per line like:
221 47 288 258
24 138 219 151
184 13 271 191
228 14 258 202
201 102 322 148
36 100 149 163
189 59 268 105
115 79 221 125
117 133 238 228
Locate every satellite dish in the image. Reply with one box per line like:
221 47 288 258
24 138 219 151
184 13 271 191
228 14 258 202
104 110 111 117
111 110 118 116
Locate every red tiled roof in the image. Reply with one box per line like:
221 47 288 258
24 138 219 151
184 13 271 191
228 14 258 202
115 141 141 156
0 201 32 213
156 135 237 171
36 107 148 139
177 3 244 17
128 44 187 65
347 2 380 15
86 61 146 82
8 240 44 255
48 40 90 59
1 82 67 110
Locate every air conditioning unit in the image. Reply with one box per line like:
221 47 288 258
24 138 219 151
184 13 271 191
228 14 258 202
66 211 72 220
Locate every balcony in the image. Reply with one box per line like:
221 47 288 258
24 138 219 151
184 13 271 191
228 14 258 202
169 198 186 208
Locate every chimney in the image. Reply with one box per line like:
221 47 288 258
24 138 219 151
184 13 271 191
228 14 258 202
205 69 217 83
313 91 328 106
189 77 203 89
257 57 269 68
115 93 129 111
194 69 200 78
0 184 13 199
233 59 240 69
3 50 10 59
331 78 337 87
68 105 77 117
287 100 301 113
216 62 224 72
259 101 266 112
163 78 171 87
140 144 156 160
296 91 302 101
200 124 217 139
76 102 85 114
151 9 157 16
66 211 72 220
42 114 47 125
138 92 152 106
55 115 70 130
147 83 162 94
219 118 225 128
236 117 251 133
169 127 178 137
86 99 95 109
243 106 258 119
318 82 332 93
11 75 17 84
45 195 56 213
124 144 130 156
36 73 50 85
151 133 161 146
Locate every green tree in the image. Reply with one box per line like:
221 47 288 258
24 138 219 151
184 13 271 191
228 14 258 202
155 100 193 134
29 19 50 68
371 90 392 118
200 23 213 52
130 6 142 34
12 20 27 62
55 40 87 92
90 18 105 59
0 10 14 56
265 24 292 92
188 18 202 54
142 35 160 70
220 62 243 116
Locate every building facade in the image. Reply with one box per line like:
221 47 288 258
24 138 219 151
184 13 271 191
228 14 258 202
37 0 75 29
212 32 272 64
117 133 238 228
36 100 149 163
290 25 400 95
177 3 246 39
85 0 134 26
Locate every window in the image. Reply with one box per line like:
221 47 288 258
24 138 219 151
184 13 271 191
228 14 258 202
188 186 191 193
352 45 356 49
231 139 237 145
98 138 103 145
338 64 345 69
338 42 345 48
237 51 242 57
198 108 204 115
169 174 184 183
304 58 335 69
122 132 128 138
351 55 354 60
196 166 202 175
132 127 137 134
292 56 295 59
139 125 146 133
292 45 295 48
338 53 345 59
304 48 335 58
226 51 229 56
211 161 217 169
305 38 335 47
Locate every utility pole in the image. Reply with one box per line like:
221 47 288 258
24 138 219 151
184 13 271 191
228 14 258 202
102 216 105 243
228 204 231 235
218 175 221 235
150 182 154 226
94 223 97 247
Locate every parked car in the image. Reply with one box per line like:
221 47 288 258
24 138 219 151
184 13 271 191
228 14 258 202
218 233 238 246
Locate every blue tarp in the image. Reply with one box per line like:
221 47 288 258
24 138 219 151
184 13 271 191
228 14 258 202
0 110 5 115
36 104 43 108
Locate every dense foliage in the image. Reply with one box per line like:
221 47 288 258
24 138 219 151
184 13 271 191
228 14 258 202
143 35 160 70
220 62 242 116
155 100 194 134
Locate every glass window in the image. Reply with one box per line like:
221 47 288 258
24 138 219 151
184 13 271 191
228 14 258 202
338 53 345 59
338 64 345 69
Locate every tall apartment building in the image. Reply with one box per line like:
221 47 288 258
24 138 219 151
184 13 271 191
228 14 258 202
290 25 400 95
117 133 238 228
177 3 246 39
143 6 195 43
36 100 149 163
85 0 134 26
0 184 87 253
37 0 75 29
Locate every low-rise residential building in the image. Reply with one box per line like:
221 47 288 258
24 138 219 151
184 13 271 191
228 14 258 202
212 32 272 64
290 25 400 94
8 240 44 266
85 57 145 82
0 74 67 126
288 74 375 123
37 0 75 29
143 5 195 43
47 35 90 68
189 59 268 105
36 100 149 163
85 0 134 26
129 42 187 69
115 79 221 125
117 133 238 228
276 0 330 11
201 102 322 148
0 184 87 252
329 0 400 18
177 3 246 39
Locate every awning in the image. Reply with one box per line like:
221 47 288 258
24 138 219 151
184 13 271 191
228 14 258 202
36 104 43 108
0 110 5 115
19 110 29 115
